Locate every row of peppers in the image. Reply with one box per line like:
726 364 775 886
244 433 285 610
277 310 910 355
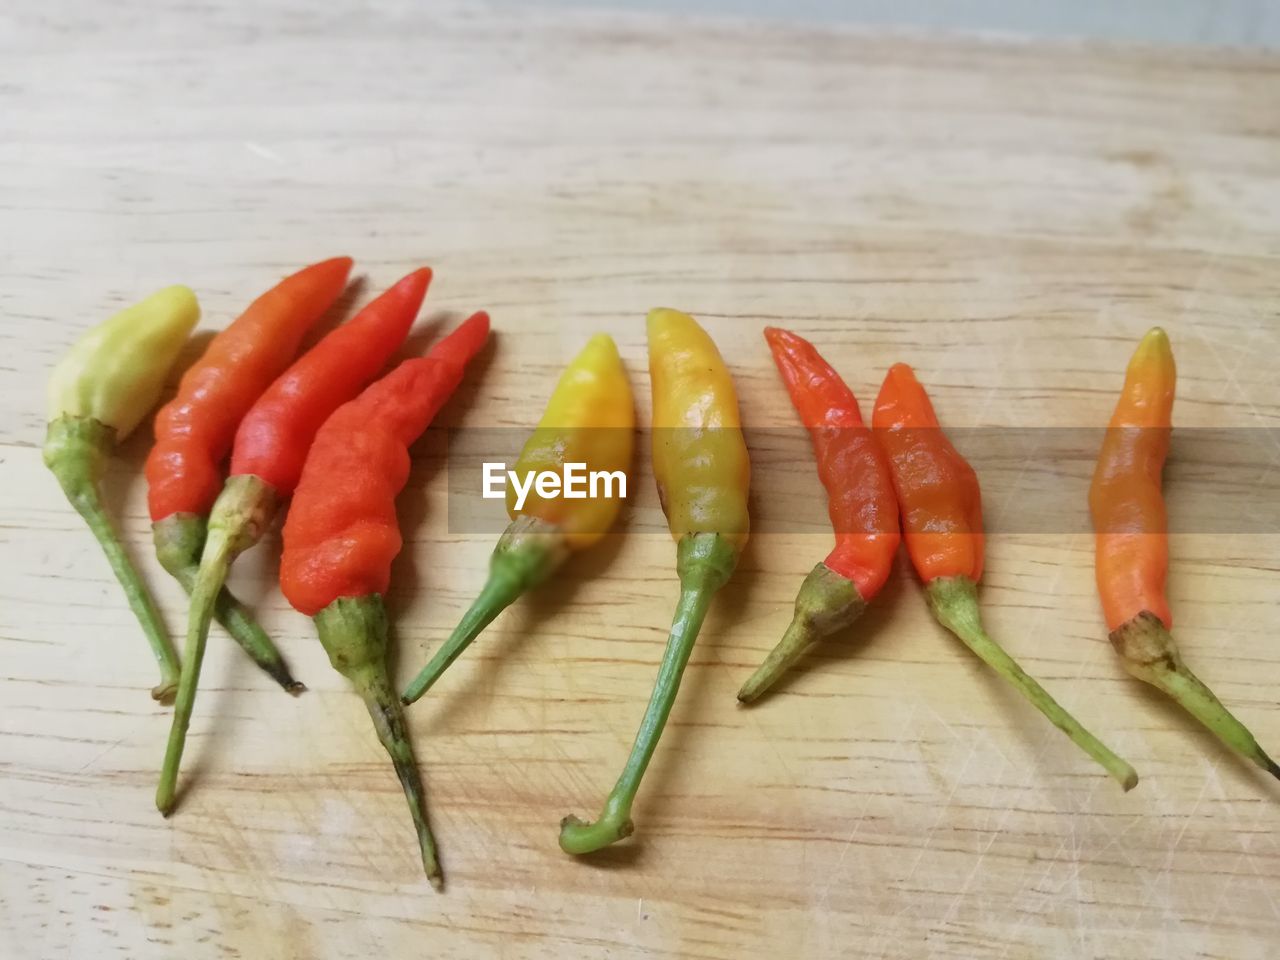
45 260 1277 889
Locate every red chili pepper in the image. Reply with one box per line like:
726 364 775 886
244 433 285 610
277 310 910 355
280 311 490 889
231 268 431 492
737 328 899 702
146 257 354 522
872 364 984 585
145 256 353 704
156 268 431 817
873 363 1138 790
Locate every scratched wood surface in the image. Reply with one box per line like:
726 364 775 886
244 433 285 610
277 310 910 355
3 2 1279 958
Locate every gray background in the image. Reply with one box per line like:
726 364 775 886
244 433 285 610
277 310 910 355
553 0 1280 47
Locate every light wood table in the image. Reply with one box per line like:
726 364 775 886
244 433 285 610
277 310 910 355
3 2 1278 957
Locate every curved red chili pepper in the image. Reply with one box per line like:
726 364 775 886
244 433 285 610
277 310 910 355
872 363 983 583
280 310 490 614
230 268 432 493
737 328 899 702
278 310 489 890
146 256 353 522
767 327 898 598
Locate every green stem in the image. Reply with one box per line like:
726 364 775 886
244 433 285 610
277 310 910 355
153 513 302 693
402 575 522 705
402 515 568 705
738 562 865 704
44 417 179 702
927 576 1138 791
1110 612 1280 779
559 532 738 855
170 476 291 770
316 596 443 889
155 531 238 815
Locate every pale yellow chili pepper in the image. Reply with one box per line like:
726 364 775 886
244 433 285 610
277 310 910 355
44 286 200 700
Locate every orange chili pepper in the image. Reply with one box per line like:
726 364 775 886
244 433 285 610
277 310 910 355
147 257 354 523
874 363 1137 789
737 328 899 702
1091 328 1278 778
872 365 983 585
145 256 353 703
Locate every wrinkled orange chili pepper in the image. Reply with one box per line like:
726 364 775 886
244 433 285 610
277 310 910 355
874 363 1137 789
145 256 353 710
738 327 899 702
147 257 354 523
280 311 490 889
1091 328 1278 778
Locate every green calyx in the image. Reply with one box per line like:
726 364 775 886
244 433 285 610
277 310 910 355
401 515 568 705
558 532 738 856
1111 612 1279 780
316 595 443 889
43 415 114 480
152 512 206 579
926 575 1139 791
152 513 301 694
44 416 180 702
208 474 282 560
737 562 865 704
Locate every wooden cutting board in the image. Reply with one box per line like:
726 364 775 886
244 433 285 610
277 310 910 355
3 2 1278 957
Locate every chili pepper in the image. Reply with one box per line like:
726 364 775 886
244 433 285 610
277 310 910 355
1090 328 1278 778
279 311 491 889
559 308 749 855
873 362 1138 790
156 269 431 816
145 256 352 715
400 334 634 705
44 286 200 700
737 328 900 702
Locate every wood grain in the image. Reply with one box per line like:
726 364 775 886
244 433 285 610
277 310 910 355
2 2 1279 958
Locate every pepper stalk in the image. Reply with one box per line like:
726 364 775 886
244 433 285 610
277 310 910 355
315 597 443 888
401 515 569 703
737 562 865 703
559 532 737 853
154 478 292 816
1111 613 1279 778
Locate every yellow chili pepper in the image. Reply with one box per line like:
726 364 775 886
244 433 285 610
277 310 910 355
44 286 200 700
559 307 749 855
401 334 635 704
